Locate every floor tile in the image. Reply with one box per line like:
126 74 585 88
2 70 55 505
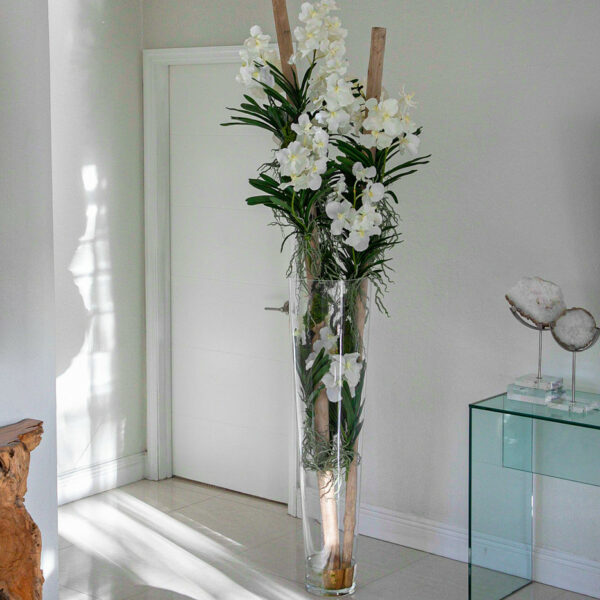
358 565 467 600
59 587 93 600
399 552 467 587
59 545 143 600
57 480 591 600
117 478 214 512
506 582 565 599
242 524 399 588
171 496 299 552
210 486 289 515
555 591 599 600
357 534 428 575
59 535 73 550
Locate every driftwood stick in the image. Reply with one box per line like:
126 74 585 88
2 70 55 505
271 0 297 87
365 27 387 160
366 27 386 101
341 27 386 573
271 0 339 568
0 419 44 600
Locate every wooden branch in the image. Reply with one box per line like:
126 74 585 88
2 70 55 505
273 0 339 571
366 27 386 102
0 419 44 600
271 0 297 87
341 27 387 574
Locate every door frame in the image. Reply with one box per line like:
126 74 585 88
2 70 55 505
142 46 298 514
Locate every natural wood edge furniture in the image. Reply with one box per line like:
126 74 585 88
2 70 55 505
0 419 44 600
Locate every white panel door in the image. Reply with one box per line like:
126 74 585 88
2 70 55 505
169 62 292 503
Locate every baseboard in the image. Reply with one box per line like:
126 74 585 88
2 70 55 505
359 503 468 562
58 452 146 505
358 503 600 598
534 546 600 598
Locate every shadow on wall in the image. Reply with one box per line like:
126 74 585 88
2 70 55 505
52 0 144 496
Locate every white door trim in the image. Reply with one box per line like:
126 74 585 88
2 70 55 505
142 47 297 513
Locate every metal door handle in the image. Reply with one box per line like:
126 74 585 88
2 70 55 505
264 300 289 314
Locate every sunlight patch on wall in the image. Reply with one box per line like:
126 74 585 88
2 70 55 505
56 163 120 475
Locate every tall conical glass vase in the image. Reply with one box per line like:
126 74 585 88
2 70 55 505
289 277 372 596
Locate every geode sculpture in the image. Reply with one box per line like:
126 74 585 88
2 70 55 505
551 307 598 351
505 276 566 328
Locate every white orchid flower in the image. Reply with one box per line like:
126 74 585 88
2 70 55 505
294 22 327 57
307 157 328 190
345 227 371 252
363 182 385 205
399 133 420 155
276 141 310 177
322 352 362 402
286 173 311 191
356 203 383 228
399 85 417 111
341 353 362 389
326 200 355 235
324 15 346 40
317 108 350 133
245 26 271 54
364 98 403 137
345 208 381 251
359 130 394 150
326 39 346 61
319 0 339 12
294 321 306 342
322 360 344 401
299 2 322 24
332 177 347 198
352 162 377 182
324 75 354 110
311 127 329 156
291 113 313 137
305 351 317 369
313 326 338 353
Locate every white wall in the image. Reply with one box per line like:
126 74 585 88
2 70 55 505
143 0 600 594
0 0 58 598
49 0 146 503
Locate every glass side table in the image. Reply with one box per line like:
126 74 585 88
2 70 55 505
469 391 600 600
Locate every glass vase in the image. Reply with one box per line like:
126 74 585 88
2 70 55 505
289 277 372 596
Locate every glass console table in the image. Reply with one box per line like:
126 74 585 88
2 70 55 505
469 391 600 600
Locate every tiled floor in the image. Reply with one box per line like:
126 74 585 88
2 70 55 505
58 478 593 600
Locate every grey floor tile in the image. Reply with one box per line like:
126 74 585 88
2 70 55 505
555 591 599 600
357 534 428 575
506 582 565 599
358 565 467 600
242 525 390 588
116 478 214 512
59 545 143 600
171 495 298 552
57 480 593 600
59 535 73 550
398 553 467 588
59 586 93 600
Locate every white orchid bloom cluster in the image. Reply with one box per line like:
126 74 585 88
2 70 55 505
237 26 280 100
275 114 330 191
305 326 363 402
234 4 425 254
291 1 365 134
325 164 384 251
360 92 420 152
